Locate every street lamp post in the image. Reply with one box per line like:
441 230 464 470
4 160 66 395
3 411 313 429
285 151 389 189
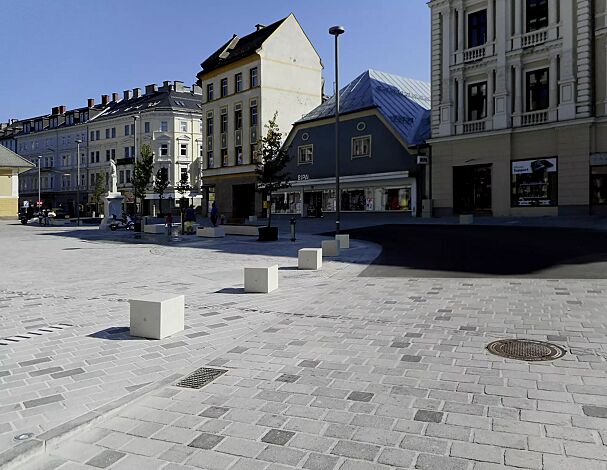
329 25 345 235
75 139 82 226
37 156 42 209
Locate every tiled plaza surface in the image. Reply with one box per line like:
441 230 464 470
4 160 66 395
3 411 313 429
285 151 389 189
1 221 607 469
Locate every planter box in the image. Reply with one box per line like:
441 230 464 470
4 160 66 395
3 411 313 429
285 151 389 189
298 248 322 270
129 294 185 339
197 227 225 238
258 226 278 241
335 234 350 249
244 265 278 293
321 240 340 257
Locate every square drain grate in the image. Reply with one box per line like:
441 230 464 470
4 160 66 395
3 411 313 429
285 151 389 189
175 367 227 389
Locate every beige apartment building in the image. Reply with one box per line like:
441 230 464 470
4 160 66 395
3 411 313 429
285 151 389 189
428 0 607 216
196 13 323 220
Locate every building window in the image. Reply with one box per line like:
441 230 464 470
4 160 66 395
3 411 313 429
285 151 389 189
467 9 487 48
234 107 242 130
124 147 130 158
126 169 131 183
250 101 258 126
250 144 257 162
526 0 548 32
235 73 242 93
160 144 168 156
250 67 258 87
467 82 487 121
180 121 188 132
105 128 110 139
511 158 558 207
106 150 111 161
119 170 124 184
124 124 130 136
352 136 371 158
298 145 313 164
111 127 116 138
160 121 168 132
221 78 228 97
235 146 243 165
220 108 228 133
90 151 95 163
206 112 214 136
207 83 214 101
526 68 549 112
592 166 607 205
199 145 204 157
207 151 214 168
180 144 187 157
144 122 150 133
180 167 188 183
90 131 95 141
221 149 228 166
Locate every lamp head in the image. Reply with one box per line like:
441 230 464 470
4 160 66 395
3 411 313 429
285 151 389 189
329 26 345 36
75 139 82 144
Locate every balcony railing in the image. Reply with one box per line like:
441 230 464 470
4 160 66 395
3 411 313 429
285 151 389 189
522 28 548 48
521 109 549 126
463 119 486 134
463 45 486 63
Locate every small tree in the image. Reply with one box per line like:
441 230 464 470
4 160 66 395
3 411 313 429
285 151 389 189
132 144 154 219
91 173 106 215
255 112 291 228
153 167 170 216
175 172 192 234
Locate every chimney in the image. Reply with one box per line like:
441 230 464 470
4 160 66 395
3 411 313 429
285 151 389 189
51 106 59 115
191 84 202 95
112 92 119 102
255 24 266 31
88 98 95 108
101 95 110 105
145 84 158 94
174 81 186 92
162 80 173 91
59 105 67 114
123 89 133 100
133 88 141 98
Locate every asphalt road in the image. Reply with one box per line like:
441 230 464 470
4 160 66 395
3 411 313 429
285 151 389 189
346 224 607 278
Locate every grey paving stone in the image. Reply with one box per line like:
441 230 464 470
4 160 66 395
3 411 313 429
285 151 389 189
261 429 295 446
415 453 469 470
400 355 421 362
257 444 306 466
400 435 448 455
29 367 63 377
199 406 230 418
23 394 64 408
582 405 607 418
18 357 51 367
346 391 374 403
85 449 126 468
303 452 340 470
275 374 300 383
298 360 320 368
377 447 416 467
414 410 444 423
330 440 380 461
50 368 85 379
187 432 225 450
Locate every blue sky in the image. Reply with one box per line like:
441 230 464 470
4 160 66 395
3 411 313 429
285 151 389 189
0 0 430 122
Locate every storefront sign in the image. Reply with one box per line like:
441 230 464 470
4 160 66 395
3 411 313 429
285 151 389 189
417 156 429 165
591 153 607 166
297 174 310 181
512 158 557 174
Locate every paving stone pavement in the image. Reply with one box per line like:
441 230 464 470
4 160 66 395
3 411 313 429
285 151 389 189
2 221 607 469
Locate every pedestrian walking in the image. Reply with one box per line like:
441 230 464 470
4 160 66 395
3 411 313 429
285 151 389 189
43 209 50 226
165 212 173 236
210 202 218 227
184 205 196 234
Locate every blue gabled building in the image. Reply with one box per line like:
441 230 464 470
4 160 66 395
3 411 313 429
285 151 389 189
273 69 431 218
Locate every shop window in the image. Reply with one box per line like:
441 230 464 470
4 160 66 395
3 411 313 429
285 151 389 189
271 192 301 214
468 9 487 48
207 151 214 168
221 149 228 166
526 69 549 112
236 146 243 165
591 166 607 205
298 145 313 164
468 82 487 121
526 0 548 32
511 158 558 207
351 136 371 158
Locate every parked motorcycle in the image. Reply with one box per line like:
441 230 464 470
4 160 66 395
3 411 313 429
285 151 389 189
109 214 134 231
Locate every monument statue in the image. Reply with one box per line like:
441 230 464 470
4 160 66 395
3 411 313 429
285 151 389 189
109 158 117 194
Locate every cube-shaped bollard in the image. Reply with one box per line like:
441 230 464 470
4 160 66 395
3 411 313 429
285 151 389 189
298 248 322 270
459 214 474 225
197 227 225 238
321 240 340 257
129 294 185 339
335 234 350 249
244 265 278 293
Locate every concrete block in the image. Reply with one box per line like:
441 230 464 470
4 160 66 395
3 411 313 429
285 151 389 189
459 214 474 225
248 216 258 222
298 248 322 270
223 225 259 236
144 224 168 234
335 234 350 249
129 294 184 339
197 227 225 238
244 265 278 293
321 240 340 257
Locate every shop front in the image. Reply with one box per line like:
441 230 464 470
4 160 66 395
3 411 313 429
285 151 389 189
591 153 607 215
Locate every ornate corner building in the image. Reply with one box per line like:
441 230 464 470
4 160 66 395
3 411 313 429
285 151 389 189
428 0 607 216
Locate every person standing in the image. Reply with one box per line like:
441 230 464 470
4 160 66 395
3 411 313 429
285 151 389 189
165 212 173 236
184 205 196 234
210 202 218 227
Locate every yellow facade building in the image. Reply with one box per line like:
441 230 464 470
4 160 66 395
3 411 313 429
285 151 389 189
0 146 35 218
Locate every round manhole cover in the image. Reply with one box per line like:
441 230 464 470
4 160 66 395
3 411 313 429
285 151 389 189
487 339 566 361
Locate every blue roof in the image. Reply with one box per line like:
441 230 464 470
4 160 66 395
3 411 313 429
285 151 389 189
299 69 431 146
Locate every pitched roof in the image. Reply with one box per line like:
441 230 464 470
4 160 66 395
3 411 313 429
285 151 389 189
299 70 431 146
197 16 287 79
0 146 35 169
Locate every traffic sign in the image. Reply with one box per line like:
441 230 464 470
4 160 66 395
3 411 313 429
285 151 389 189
36 200 43 207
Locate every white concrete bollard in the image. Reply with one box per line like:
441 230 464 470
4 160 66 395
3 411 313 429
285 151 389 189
321 240 340 257
459 214 474 225
244 265 278 293
129 294 185 340
335 234 350 249
298 248 322 270
197 227 225 238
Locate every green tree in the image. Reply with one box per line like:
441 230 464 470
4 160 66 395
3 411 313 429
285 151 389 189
153 167 170 216
175 172 192 234
255 112 290 228
132 144 154 218
91 173 106 215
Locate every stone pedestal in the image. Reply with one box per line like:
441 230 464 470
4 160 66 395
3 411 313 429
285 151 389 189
99 192 125 230
197 227 225 238
244 265 278 293
335 234 350 249
129 294 185 339
298 248 322 270
321 240 340 257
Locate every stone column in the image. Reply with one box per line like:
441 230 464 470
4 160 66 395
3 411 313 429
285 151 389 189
549 54 559 120
513 0 523 49
487 69 495 119
513 63 523 126
548 0 558 40
458 78 466 123
458 5 465 51
487 0 494 45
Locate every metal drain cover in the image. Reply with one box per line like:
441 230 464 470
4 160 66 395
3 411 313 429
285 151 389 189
487 339 566 361
175 367 227 389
